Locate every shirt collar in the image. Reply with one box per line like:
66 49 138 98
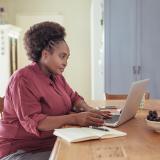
30 62 56 84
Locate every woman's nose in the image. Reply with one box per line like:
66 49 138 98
63 59 67 67
63 61 67 67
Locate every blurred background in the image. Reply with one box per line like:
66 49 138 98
0 0 160 100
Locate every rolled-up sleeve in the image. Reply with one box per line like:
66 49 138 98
60 76 84 105
10 76 47 137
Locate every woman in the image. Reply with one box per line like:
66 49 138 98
0 21 111 160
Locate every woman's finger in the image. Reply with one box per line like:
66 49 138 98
100 111 112 118
88 116 104 124
89 112 104 119
90 110 112 119
87 118 104 126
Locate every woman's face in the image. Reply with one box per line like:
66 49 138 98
41 41 70 75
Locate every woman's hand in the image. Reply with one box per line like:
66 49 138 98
73 110 112 127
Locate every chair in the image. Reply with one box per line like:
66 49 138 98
105 92 150 100
0 97 4 118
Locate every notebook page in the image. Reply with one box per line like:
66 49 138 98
54 127 99 142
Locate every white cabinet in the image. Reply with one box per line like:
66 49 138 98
0 25 21 96
104 0 160 98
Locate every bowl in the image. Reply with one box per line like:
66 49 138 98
145 119 160 133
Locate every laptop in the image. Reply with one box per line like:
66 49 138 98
103 79 149 127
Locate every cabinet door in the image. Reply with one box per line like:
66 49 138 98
104 0 137 94
140 0 160 98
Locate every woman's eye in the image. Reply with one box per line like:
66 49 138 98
59 55 65 59
59 53 69 60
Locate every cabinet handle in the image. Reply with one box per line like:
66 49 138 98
133 66 137 74
137 66 141 74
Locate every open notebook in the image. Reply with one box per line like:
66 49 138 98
53 126 126 142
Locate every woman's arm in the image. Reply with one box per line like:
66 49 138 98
38 109 111 131
37 76 111 131
60 76 95 112
72 100 95 112
37 114 76 131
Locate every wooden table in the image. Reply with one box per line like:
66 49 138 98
49 100 160 160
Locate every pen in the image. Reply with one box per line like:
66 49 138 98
89 126 109 132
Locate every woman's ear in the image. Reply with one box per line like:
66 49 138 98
41 50 49 59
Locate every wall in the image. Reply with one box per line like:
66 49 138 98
0 0 91 100
0 0 15 23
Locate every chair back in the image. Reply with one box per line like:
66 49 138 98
0 97 4 118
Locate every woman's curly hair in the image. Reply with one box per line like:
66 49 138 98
24 21 66 62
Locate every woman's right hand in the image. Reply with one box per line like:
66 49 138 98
73 110 112 127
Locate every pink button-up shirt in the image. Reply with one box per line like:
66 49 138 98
0 62 83 158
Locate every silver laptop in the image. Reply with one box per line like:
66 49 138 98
104 79 149 127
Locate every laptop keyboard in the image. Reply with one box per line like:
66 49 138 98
104 115 120 124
